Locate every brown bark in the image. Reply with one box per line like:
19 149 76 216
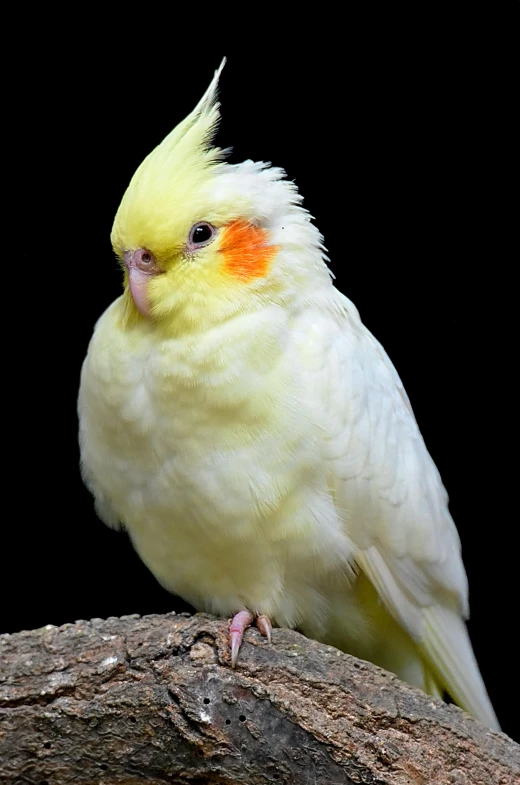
0 612 517 785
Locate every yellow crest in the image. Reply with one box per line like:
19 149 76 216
111 59 226 261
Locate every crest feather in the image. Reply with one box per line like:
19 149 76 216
111 58 227 255
154 56 226 162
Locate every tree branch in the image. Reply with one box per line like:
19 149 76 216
0 612 517 784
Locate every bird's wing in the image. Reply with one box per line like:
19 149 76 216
300 292 498 729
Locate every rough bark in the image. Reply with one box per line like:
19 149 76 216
0 612 517 785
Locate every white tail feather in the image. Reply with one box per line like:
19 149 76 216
422 606 500 731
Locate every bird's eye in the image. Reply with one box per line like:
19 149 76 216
187 221 216 250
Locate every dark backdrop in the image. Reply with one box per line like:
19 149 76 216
5 16 518 740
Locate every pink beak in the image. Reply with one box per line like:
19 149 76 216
124 248 157 318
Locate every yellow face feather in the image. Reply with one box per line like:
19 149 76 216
110 58 286 335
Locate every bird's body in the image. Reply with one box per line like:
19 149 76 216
79 61 499 730
81 288 436 687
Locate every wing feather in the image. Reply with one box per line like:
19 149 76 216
301 291 499 729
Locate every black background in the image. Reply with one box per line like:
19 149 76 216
6 10 518 740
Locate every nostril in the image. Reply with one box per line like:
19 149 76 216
124 248 156 274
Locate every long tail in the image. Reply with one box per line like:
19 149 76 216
420 605 500 731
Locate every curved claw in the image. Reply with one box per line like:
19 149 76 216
228 611 274 667
256 614 272 643
229 610 254 668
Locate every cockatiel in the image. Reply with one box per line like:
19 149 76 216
78 59 499 731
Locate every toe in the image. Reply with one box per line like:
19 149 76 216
255 614 272 643
229 610 254 667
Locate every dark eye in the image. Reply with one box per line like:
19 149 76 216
187 221 216 250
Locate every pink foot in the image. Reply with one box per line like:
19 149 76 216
228 610 273 667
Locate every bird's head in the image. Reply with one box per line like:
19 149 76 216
111 59 330 335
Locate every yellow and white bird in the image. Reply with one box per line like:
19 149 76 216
78 60 499 730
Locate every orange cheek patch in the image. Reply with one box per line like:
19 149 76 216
219 220 280 282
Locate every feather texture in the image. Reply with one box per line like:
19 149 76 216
79 62 499 731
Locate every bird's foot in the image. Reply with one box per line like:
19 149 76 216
229 610 272 667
